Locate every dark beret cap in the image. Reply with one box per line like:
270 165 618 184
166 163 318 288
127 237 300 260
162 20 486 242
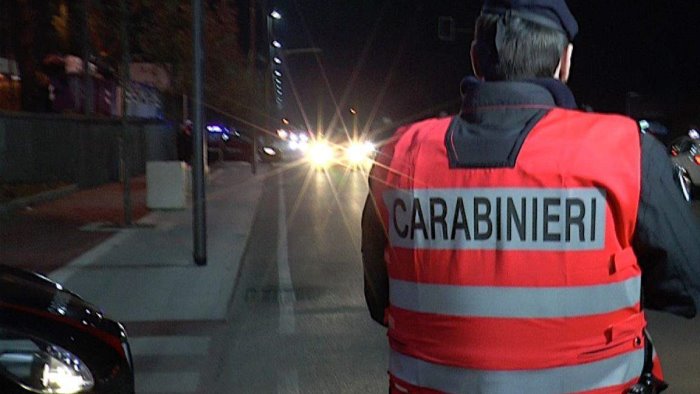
481 0 578 41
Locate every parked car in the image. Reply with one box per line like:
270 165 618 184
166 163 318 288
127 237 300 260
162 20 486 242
206 124 253 162
669 135 700 200
206 125 281 164
0 265 134 394
257 142 283 163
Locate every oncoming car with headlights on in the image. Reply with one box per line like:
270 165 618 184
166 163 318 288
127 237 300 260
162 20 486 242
0 265 134 394
273 129 311 161
303 138 377 170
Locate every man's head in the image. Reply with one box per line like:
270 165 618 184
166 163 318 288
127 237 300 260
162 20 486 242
471 0 577 82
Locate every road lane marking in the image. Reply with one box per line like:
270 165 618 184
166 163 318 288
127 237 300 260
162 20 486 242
277 174 296 335
277 369 300 394
277 174 300 393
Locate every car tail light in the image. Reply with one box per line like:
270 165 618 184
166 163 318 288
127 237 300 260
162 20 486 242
694 154 700 165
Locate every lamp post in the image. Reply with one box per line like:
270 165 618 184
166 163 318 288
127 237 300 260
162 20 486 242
260 7 283 175
119 0 132 227
350 107 358 139
192 0 207 265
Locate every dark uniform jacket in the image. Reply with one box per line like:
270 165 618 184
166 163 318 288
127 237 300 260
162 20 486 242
362 77 700 326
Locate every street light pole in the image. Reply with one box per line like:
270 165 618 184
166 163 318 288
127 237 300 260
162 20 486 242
263 7 282 174
119 0 132 227
350 107 357 139
82 0 94 115
192 0 207 266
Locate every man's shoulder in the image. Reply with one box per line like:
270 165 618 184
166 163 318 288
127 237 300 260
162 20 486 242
555 107 635 123
392 116 455 139
548 108 640 132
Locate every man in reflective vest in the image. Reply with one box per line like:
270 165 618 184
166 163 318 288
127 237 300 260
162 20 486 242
361 0 700 393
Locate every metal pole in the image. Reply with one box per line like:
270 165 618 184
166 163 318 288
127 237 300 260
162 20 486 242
263 5 274 169
120 0 132 226
249 0 258 175
192 0 207 266
82 0 94 115
182 94 188 124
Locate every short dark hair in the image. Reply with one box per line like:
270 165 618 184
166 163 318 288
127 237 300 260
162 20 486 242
472 13 568 81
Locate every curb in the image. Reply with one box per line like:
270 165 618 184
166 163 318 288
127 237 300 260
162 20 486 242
0 184 79 216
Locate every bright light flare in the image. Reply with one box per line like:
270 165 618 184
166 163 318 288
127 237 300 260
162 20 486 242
306 140 336 168
344 140 376 167
41 358 93 394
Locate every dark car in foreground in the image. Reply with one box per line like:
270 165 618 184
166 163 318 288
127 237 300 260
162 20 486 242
0 265 134 394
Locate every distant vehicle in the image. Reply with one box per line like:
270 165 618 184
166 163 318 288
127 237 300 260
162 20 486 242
0 265 134 393
258 143 282 163
669 135 700 200
272 129 311 161
206 124 253 162
304 137 376 170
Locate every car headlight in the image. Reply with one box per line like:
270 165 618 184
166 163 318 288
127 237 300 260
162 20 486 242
0 329 94 393
305 140 335 168
344 141 375 166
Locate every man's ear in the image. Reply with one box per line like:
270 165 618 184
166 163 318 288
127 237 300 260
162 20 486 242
470 41 483 80
554 43 574 83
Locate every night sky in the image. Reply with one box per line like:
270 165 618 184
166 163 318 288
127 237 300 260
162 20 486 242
254 0 700 139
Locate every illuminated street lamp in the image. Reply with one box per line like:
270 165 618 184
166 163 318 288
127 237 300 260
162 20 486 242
258 8 284 174
350 107 358 138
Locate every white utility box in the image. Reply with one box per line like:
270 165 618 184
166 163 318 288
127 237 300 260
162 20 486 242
146 161 189 209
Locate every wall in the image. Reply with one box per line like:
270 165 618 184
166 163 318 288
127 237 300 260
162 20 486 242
0 112 176 187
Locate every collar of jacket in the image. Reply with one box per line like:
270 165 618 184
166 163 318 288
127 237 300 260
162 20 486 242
459 76 577 117
446 77 578 168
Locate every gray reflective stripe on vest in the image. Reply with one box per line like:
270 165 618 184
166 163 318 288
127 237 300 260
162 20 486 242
383 187 607 251
390 349 645 394
390 277 641 318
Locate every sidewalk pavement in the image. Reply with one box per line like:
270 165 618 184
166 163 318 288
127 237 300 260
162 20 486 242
1 161 264 324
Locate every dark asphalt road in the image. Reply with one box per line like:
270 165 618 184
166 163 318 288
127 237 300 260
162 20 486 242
205 165 388 393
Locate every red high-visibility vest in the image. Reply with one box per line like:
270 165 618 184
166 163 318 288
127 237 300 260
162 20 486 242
370 108 661 393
